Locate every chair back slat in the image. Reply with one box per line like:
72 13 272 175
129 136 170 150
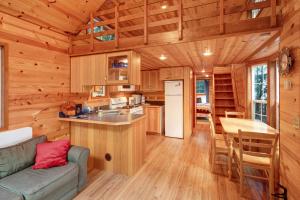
242 151 272 158
225 111 245 119
238 129 279 163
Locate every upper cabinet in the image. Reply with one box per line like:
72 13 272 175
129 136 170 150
141 70 163 92
159 67 184 80
70 51 141 93
106 51 141 85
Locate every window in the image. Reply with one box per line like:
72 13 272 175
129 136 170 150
88 19 115 41
252 64 268 123
196 80 205 94
0 44 7 129
248 0 266 19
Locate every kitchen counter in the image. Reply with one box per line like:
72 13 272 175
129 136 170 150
58 113 145 126
60 112 146 176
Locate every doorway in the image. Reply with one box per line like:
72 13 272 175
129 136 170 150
195 78 212 124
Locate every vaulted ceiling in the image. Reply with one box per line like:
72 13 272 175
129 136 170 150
0 0 282 72
0 0 106 34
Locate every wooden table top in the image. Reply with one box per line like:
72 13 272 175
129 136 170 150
220 117 277 135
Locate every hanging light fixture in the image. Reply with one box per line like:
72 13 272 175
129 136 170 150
203 47 213 56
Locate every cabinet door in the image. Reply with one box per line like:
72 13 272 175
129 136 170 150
159 68 172 80
130 51 141 85
149 70 158 91
91 54 106 85
106 51 131 85
71 57 84 93
141 71 150 91
171 67 184 79
146 107 162 134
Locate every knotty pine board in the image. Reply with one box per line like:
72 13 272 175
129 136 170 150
1 37 88 140
279 0 300 199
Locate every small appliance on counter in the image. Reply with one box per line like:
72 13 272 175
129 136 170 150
131 94 142 105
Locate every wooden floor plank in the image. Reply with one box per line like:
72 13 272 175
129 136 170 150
75 124 268 200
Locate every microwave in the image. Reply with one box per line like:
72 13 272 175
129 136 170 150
118 85 136 92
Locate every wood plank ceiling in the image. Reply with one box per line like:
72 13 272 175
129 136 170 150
0 0 106 34
137 30 279 72
0 0 281 73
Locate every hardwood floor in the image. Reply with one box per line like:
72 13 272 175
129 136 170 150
75 124 268 200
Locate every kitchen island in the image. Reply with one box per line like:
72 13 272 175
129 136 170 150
59 113 146 176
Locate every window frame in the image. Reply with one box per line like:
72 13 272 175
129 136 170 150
0 42 8 131
251 63 268 123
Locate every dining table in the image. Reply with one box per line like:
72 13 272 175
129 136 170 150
219 117 277 179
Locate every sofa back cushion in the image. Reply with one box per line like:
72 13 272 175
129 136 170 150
0 135 47 178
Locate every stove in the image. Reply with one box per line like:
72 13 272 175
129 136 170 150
110 97 143 114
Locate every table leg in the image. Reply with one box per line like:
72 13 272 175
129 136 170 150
228 138 233 179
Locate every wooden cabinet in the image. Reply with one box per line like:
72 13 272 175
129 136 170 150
71 51 141 92
144 105 164 134
71 54 106 93
141 70 163 91
83 54 106 86
159 67 184 80
106 51 141 85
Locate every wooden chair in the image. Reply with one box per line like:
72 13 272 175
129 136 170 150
208 115 229 172
225 111 245 119
233 130 279 199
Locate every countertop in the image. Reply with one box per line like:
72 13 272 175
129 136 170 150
59 113 145 126
143 104 165 108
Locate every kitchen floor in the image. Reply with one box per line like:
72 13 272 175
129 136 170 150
75 124 268 200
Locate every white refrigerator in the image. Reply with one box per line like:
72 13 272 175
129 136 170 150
165 81 183 139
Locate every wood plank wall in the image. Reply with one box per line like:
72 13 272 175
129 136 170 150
279 0 300 199
232 64 247 115
0 12 90 140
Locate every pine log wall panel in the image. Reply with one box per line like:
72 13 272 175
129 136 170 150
5 40 85 140
0 12 89 140
279 0 300 199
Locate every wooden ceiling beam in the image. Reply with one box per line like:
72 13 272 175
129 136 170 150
144 0 148 45
243 31 280 62
178 0 183 40
219 0 224 34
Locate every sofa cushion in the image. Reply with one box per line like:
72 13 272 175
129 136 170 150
0 163 79 200
33 140 70 170
0 135 47 178
0 186 23 200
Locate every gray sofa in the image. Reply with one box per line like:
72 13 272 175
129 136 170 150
0 135 90 200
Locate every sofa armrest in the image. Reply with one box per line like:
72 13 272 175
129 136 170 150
67 146 90 192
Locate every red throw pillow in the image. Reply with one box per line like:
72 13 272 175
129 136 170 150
32 140 70 170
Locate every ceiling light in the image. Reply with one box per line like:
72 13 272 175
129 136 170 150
205 74 209 77
159 54 167 60
161 1 168 9
201 68 205 73
203 47 213 56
